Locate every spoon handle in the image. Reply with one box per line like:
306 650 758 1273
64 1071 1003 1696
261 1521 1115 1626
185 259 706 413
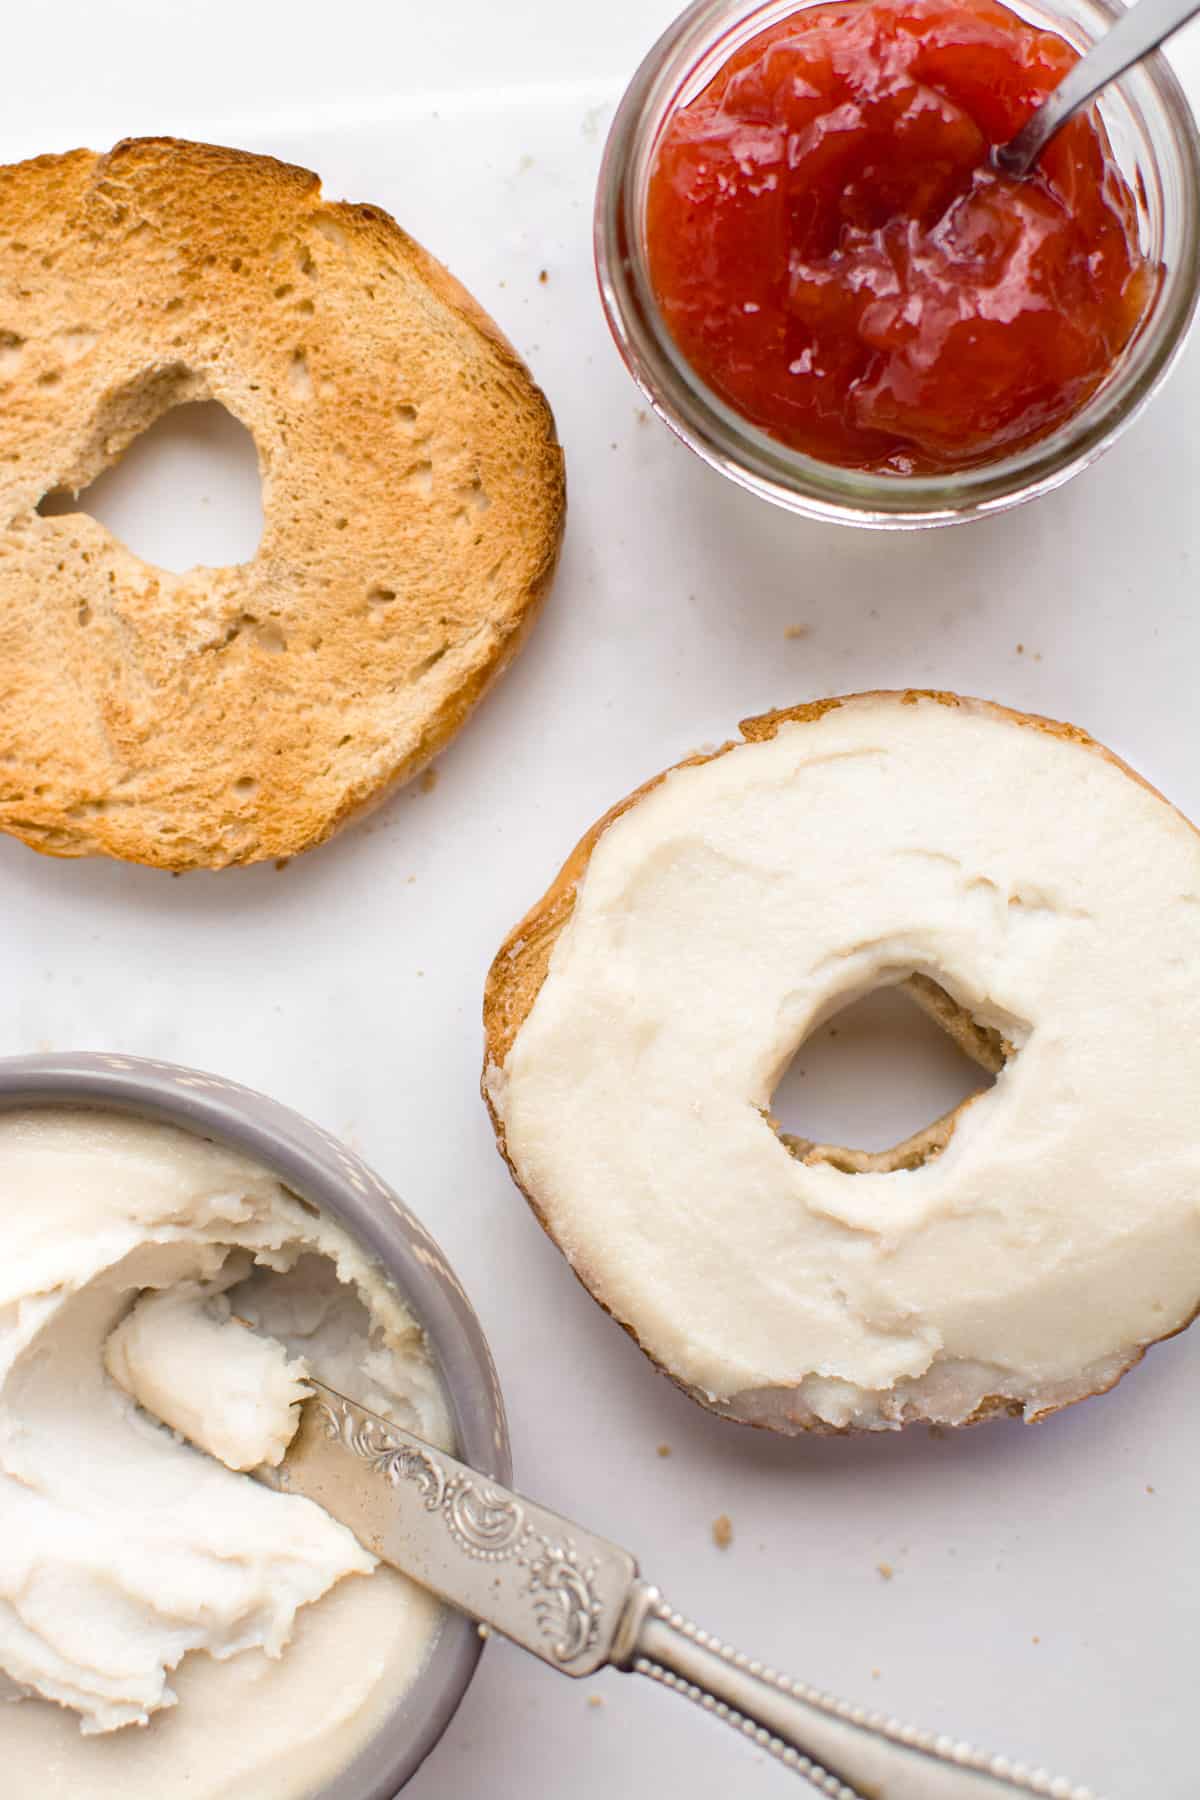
994 0 1200 175
617 1583 1101 1799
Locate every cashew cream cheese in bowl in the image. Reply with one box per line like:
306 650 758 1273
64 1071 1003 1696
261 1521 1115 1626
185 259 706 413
0 1054 510 1800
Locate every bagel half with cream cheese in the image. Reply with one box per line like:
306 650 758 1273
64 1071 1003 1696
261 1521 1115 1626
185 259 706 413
0 138 564 868
483 692 1200 1434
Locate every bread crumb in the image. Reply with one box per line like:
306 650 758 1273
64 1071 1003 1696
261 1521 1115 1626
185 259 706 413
877 1562 895 1581
712 1514 733 1550
1146 1484 1156 1495
538 269 549 284
636 408 650 426
784 624 811 640
656 1443 672 1458
477 1623 491 1640
587 1694 605 1710
871 1668 881 1680
406 874 416 884
419 767 438 794
1032 1635 1041 1645
274 857 290 872
1016 643 1025 654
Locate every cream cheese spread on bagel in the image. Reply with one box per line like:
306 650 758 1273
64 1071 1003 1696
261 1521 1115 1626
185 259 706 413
0 1108 449 1796
485 693 1200 1433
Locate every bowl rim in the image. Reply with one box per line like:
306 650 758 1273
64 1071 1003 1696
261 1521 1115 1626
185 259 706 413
594 0 1200 529
0 1049 512 1800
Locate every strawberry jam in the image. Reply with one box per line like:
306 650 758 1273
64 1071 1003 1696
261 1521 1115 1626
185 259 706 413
645 0 1152 473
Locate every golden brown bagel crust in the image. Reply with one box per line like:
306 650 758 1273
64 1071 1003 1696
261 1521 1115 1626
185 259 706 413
483 691 1200 1434
0 138 565 868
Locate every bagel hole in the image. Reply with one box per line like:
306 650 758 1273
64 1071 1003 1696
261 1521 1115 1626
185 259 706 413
769 982 998 1174
37 400 263 573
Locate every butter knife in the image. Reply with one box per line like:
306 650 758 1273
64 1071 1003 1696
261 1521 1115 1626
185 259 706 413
258 1381 1099 1800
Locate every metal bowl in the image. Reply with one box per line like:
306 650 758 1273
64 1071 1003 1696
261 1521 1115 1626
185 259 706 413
0 1049 511 1800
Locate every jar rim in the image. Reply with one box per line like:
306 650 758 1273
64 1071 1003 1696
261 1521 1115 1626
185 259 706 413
594 0 1200 528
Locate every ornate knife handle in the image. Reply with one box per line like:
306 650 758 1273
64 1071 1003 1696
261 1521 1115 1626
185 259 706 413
614 1584 1100 1800
270 1390 1102 1799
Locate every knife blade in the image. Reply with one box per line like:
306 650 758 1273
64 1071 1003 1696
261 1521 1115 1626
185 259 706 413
258 1379 636 1676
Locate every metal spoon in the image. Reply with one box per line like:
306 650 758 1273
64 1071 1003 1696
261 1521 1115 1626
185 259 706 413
993 0 1200 176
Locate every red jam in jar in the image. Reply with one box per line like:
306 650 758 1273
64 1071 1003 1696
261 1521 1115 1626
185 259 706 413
645 0 1153 473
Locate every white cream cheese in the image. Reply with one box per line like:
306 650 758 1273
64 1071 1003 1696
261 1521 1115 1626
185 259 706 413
0 1107 451 1795
490 696 1200 1430
104 1286 311 1471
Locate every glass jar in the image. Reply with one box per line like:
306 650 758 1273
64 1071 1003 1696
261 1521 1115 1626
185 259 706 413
595 0 1200 528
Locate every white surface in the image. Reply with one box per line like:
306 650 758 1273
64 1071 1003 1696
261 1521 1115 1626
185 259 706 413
1 4 1198 1796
